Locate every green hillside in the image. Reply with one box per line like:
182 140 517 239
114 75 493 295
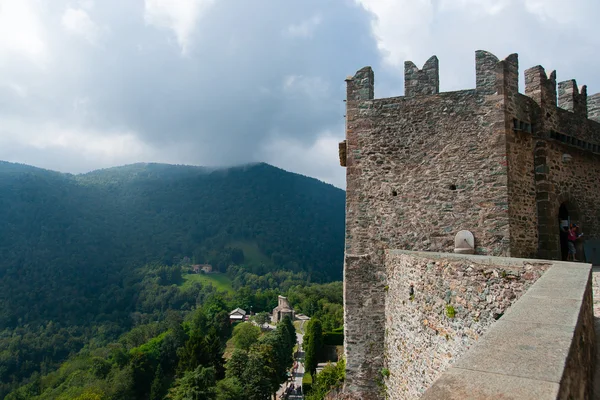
180 273 234 293
0 161 345 397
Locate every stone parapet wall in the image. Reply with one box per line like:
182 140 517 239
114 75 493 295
383 251 549 399
421 260 594 400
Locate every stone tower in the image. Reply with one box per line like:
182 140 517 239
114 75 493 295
339 50 600 399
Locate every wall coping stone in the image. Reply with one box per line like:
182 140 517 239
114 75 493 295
388 250 556 268
420 259 593 400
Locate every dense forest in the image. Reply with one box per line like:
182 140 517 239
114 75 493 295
5 265 344 399
0 161 345 398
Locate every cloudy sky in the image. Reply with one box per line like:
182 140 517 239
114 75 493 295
0 0 598 188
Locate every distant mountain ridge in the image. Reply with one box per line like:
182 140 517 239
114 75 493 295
0 160 345 329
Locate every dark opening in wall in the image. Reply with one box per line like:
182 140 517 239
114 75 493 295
449 184 457 191
392 190 398 196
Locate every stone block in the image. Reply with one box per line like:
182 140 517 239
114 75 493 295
453 320 574 383
421 367 559 400
502 295 582 327
524 263 590 300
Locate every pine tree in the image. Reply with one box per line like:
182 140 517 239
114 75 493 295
304 319 323 376
150 364 166 400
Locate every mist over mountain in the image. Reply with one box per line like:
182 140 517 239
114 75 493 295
0 160 344 326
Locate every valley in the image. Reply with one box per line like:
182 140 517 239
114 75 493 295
0 161 345 399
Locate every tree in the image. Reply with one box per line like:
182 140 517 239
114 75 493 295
304 319 323 376
241 346 275 400
224 349 248 380
252 312 270 326
257 334 287 393
109 365 135 399
131 351 156 399
279 316 296 350
216 377 245 400
90 357 111 379
232 287 253 311
167 365 217 400
73 387 106 400
232 323 261 351
150 364 167 400
177 331 208 373
304 357 346 400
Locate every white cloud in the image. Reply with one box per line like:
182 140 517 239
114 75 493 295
523 0 589 24
261 131 346 188
439 0 511 15
0 82 28 98
355 0 434 67
144 0 214 54
61 7 102 44
354 0 600 94
286 14 322 38
1 0 599 185
0 118 152 161
78 0 95 11
283 75 330 99
0 0 46 62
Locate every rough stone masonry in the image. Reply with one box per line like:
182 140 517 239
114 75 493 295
339 50 600 399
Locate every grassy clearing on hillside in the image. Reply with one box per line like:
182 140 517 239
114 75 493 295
180 273 234 293
223 338 236 360
226 240 273 266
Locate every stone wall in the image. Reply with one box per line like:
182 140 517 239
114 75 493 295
383 251 549 399
506 128 538 258
343 61 512 397
345 80 511 258
504 61 540 258
343 253 385 398
542 141 600 257
421 260 594 400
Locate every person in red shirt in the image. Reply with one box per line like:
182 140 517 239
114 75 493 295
567 224 583 261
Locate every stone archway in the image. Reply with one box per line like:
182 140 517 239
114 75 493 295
555 194 582 261
537 190 582 261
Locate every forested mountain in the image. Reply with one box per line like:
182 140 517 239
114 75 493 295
0 161 345 397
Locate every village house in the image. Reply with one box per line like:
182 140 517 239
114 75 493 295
190 264 213 274
229 308 246 323
201 264 212 273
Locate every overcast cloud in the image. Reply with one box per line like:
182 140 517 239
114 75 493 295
0 0 598 188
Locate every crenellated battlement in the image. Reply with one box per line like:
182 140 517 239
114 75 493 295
346 50 600 125
404 56 439 97
524 65 557 109
558 79 587 117
590 93 600 121
474 50 499 93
